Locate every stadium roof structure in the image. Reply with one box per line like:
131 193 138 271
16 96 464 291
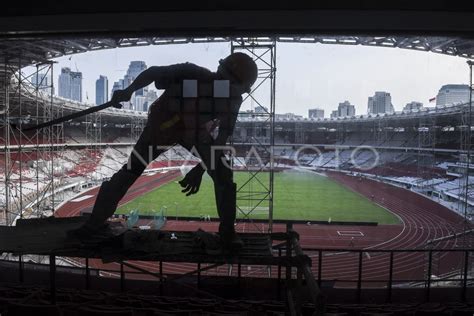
0 1 472 75
1 36 474 70
0 4 473 136
1 1 474 36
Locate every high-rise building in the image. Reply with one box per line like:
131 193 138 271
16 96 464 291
143 89 158 112
58 67 82 102
58 68 71 99
132 96 142 111
70 71 82 102
308 108 324 118
95 75 108 105
111 61 148 110
403 101 423 111
368 92 394 114
435 84 471 106
330 101 356 118
337 101 356 117
111 80 123 96
126 61 147 79
126 61 147 96
31 73 51 90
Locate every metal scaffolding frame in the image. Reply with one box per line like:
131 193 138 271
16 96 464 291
0 58 59 226
461 61 474 223
416 114 436 193
375 119 388 146
32 62 62 217
130 115 145 142
460 60 474 256
335 123 345 146
2 58 15 225
295 122 305 144
85 111 102 182
231 38 276 233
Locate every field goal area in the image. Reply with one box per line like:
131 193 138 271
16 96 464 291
337 230 365 237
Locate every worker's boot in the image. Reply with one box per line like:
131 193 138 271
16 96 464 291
68 170 139 239
219 226 244 251
217 182 243 251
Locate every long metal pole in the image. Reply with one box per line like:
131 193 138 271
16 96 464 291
462 250 469 302
49 255 56 304
387 252 394 303
268 39 276 233
85 257 90 290
426 250 433 302
120 261 125 292
464 61 473 228
35 65 40 217
318 250 322 288
18 255 23 283
17 57 23 220
357 251 363 303
3 59 9 225
50 65 55 213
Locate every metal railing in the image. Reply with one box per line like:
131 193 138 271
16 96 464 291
297 247 474 303
0 243 472 311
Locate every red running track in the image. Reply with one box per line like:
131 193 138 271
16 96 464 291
54 170 471 284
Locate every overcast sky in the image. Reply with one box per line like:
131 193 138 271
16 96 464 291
46 42 470 117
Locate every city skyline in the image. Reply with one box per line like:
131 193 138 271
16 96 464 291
45 42 469 116
54 66 467 118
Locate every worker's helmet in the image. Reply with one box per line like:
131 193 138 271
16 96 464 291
219 52 258 93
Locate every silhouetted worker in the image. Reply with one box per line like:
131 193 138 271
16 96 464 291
69 53 258 250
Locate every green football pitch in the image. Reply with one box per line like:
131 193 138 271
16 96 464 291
116 170 400 224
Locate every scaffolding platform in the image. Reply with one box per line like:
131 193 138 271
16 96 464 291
0 216 305 267
0 216 323 314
